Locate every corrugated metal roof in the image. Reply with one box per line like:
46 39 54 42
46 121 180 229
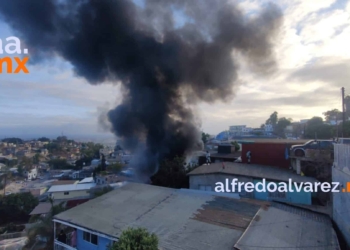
187 162 317 183
54 183 263 250
48 183 96 193
234 203 339 250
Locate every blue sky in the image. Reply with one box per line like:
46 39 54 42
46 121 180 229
0 0 350 139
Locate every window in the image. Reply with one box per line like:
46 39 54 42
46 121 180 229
199 185 212 191
83 231 98 245
64 192 69 195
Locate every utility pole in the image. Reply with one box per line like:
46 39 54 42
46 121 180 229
341 87 345 137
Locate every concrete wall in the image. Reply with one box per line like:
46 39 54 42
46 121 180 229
51 190 90 200
76 229 113 250
333 144 350 247
189 174 311 205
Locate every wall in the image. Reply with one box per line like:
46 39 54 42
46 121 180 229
51 190 90 200
189 174 311 205
333 144 350 248
252 179 311 205
189 174 253 198
241 142 299 168
76 229 113 250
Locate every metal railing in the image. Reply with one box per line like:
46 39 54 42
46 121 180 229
54 239 77 250
0 231 27 241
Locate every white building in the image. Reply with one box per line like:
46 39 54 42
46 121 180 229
47 183 95 200
229 125 246 136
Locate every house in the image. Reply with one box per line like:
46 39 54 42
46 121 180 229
234 202 339 250
53 182 261 250
52 183 339 250
187 162 317 205
47 183 96 201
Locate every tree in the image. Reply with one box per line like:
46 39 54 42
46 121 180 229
151 156 196 189
37 137 50 142
231 141 240 151
0 192 39 224
275 117 292 138
304 117 333 139
323 109 342 123
48 159 71 169
265 111 278 129
1 137 23 144
345 95 350 119
201 132 210 144
107 163 124 173
108 228 158 250
339 121 350 137
33 153 41 164
26 198 66 249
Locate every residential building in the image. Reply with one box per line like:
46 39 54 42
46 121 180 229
264 124 274 134
187 162 317 205
52 183 339 250
234 203 339 250
332 143 350 248
229 125 246 136
47 183 96 201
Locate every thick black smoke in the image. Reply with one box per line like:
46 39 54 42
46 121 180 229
0 0 282 178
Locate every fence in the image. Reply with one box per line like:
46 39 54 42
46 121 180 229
334 144 350 168
333 144 350 248
0 231 27 241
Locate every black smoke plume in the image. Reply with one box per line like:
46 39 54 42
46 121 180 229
0 0 282 179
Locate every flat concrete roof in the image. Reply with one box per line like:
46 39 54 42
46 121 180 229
187 162 317 183
54 183 265 250
234 203 339 250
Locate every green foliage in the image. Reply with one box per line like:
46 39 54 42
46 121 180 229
108 228 158 250
265 111 278 128
1 137 23 144
44 142 61 153
17 165 24 175
107 163 124 173
201 132 210 144
231 141 240 151
339 121 350 137
33 153 41 164
48 159 71 169
323 109 342 122
151 156 197 188
20 156 33 168
275 117 292 138
0 192 39 225
81 142 103 158
26 199 66 248
304 117 333 139
37 137 50 142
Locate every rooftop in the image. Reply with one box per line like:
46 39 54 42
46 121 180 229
30 201 60 215
54 183 266 250
187 162 317 183
47 183 96 193
78 177 94 184
234 203 339 250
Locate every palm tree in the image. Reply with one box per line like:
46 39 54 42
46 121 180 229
26 198 65 249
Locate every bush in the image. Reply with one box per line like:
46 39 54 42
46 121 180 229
109 227 158 250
